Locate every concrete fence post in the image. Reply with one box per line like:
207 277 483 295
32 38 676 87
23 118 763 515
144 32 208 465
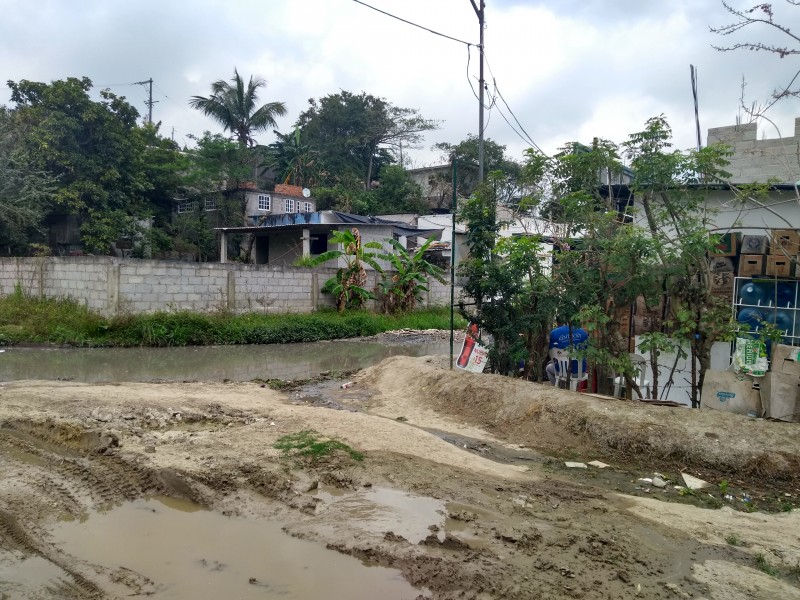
107 262 120 315
312 272 319 310
227 270 236 311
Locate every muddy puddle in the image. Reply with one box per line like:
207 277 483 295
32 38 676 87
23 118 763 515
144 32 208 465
36 495 426 599
313 485 447 544
0 338 449 383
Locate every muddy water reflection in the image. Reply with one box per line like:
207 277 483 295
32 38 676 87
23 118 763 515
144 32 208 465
49 496 424 599
0 339 448 383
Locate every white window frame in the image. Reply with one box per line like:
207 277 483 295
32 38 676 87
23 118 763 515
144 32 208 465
285 198 295 213
258 194 271 211
204 199 218 211
302 202 313 213
177 200 198 214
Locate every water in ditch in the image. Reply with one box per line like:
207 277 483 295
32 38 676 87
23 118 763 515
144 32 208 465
0 337 450 383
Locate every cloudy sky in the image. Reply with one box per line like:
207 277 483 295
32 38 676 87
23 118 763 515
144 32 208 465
1 0 797 168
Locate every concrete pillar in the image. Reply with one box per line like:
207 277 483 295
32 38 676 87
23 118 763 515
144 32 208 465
302 228 311 257
312 272 319 310
220 231 228 263
227 270 235 312
107 262 120 316
37 259 44 299
399 235 408 249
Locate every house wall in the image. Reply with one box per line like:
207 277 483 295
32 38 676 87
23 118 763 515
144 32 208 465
707 117 800 184
244 191 315 219
0 257 457 316
262 230 306 267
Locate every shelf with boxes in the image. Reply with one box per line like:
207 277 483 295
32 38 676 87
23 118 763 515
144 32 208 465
709 229 800 301
734 277 800 346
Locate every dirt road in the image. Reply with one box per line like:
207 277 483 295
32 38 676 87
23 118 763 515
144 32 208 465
1 353 799 599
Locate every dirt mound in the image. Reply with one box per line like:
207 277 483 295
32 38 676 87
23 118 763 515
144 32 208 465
359 355 800 486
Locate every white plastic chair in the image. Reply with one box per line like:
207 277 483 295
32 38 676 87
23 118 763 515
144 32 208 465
549 347 588 392
613 353 651 399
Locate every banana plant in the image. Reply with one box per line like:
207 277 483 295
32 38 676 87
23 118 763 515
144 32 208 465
307 228 383 312
377 237 446 313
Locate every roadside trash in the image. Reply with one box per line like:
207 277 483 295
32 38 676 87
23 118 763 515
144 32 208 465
565 462 588 469
638 478 653 484
588 460 609 469
681 473 709 490
724 494 734 502
270 421 276 426
341 382 354 389
652 476 667 488
742 494 752 503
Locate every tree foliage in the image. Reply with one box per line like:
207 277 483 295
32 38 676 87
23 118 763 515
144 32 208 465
460 117 739 405
297 91 438 190
6 76 180 254
189 69 287 148
434 135 522 200
0 107 56 253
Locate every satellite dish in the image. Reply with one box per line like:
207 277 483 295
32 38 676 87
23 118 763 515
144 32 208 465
302 188 311 198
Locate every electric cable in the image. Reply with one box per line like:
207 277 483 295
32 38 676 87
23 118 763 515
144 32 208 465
352 0 474 47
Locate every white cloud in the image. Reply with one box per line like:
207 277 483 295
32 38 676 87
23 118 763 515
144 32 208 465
0 0 797 169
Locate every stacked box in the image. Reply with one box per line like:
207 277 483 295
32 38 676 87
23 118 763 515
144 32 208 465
771 229 800 256
767 255 793 277
740 235 769 254
710 233 737 257
738 255 765 277
709 256 735 272
710 271 734 297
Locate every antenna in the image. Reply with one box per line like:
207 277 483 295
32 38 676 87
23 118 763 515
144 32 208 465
690 65 701 151
134 78 159 124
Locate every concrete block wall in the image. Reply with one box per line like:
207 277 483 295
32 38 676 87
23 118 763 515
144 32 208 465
0 257 456 316
707 117 800 184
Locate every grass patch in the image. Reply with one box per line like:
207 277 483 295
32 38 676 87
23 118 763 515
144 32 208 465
754 553 779 577
274 429 364 463
725 533 741 546
0 289 461 347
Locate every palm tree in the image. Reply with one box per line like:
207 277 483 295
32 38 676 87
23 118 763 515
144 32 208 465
189 69 287 148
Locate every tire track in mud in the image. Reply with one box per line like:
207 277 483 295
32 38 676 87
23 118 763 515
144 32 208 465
0 421 178 505
0 510 104 599
0 420 205 598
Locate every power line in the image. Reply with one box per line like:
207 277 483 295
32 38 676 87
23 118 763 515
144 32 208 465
351 0 474 47
481 50 546 156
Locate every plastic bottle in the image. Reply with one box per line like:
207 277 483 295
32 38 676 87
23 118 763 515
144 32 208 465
738 282 768 306
456 322 479 368
737 307 765 332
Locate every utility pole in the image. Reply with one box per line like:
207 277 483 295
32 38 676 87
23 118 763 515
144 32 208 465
134 78 158 125
470 0 485 183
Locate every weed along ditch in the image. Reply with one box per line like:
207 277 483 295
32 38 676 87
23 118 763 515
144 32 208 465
1 337 800 598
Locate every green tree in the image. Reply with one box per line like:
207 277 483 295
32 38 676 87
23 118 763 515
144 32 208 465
7 76 156 254
371 165 426 214
181 132 257 260
622 116 736 406
267 127 319 187
297 91 438 190
0 106 56 254
189 69 287 148
434 135 522 199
